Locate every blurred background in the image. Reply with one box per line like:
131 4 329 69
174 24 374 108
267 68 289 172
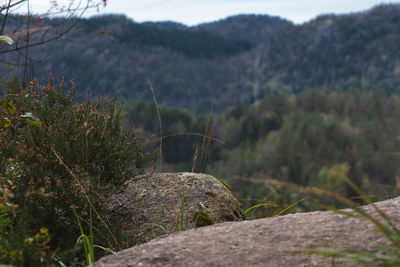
2 0 400 218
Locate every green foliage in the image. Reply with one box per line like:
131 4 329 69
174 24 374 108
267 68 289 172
215 91 400 214
73 208 94 265
0 225 52 267
0 177 54 266
0 76 151 265
124 89 400 217
317 163 349 196
0 35 14 45
175 186 186 232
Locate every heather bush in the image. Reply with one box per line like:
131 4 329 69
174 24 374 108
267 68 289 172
0 76 152 265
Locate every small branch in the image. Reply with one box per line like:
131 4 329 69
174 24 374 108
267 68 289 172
0 0 25 13
0 0 12 35
22 0 30 85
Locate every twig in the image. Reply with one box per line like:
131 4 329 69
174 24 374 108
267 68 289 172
22 0 30 85
0 0 12 35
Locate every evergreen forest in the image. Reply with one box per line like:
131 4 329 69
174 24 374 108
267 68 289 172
3 4 400 112
124 90 400 217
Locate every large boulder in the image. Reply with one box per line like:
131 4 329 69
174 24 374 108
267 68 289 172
93 196 400 267
101 172 245 246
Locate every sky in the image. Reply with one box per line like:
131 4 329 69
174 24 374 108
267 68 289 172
28 0 400 26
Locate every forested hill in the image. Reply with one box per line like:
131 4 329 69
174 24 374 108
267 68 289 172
4 4 400 112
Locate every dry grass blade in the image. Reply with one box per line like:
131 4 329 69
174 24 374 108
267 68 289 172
161 132 225 145
234 174 400 265
51 146 121 250
147 78 163 172
192 146 199 173
232 175 354 205
194 117 214 173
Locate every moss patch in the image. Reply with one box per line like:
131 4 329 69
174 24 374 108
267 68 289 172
218 179 232 192
193 211 215 228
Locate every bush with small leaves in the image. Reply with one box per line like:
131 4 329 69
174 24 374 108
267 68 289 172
0 75 152 265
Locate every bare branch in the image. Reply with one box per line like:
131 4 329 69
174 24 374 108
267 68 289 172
0 0 106 81
0 21 78 54
0 0 12 35
0 0 25 13
22 0 29 84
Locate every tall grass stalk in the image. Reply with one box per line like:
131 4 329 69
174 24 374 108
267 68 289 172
73 208 94 265
147 78 163 171
196 117 213 173
192 146 199 173
52 147 121 250
175 186 186 232
144 80 224 174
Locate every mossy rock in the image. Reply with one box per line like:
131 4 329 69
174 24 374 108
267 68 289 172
101 172 245 246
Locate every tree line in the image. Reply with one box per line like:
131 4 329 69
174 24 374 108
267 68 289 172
124 90 400 217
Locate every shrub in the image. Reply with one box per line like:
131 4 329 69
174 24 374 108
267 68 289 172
0 75 152 265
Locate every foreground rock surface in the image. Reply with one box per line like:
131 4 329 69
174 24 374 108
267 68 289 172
93 196 400 267
102 172 245 246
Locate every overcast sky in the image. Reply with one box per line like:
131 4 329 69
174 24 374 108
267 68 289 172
30 0 400 26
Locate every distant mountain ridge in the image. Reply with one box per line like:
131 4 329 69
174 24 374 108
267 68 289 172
196 14 292 44
2 3 400 112
78 15 254 58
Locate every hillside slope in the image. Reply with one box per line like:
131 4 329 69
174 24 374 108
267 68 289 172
2 4 400 112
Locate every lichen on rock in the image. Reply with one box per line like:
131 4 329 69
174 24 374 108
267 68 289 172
101 172 245 246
